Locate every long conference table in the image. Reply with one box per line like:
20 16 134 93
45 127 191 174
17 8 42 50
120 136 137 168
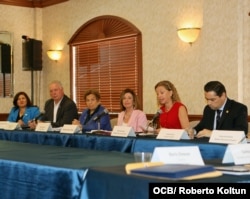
0 140 134 199
1 129 249 199
0 129 227 160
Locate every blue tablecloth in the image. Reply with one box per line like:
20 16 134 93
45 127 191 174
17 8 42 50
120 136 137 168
0 129 70 146
0 139 248 199
71 133 134 152
0 140 134 199
0 129 228 160
132 138 227 160
0 160 85 199
84 164 250 199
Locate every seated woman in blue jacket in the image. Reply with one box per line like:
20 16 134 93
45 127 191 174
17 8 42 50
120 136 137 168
72 89 112 132
7 91 40 127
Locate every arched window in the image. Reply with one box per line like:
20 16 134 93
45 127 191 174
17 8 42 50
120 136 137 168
68 15 142 113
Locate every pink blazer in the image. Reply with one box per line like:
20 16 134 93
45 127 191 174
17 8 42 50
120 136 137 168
117 109 148 132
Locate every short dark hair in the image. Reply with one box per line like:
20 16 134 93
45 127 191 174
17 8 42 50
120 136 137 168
204 81 226 97
13 91 33 107
84 89 101 101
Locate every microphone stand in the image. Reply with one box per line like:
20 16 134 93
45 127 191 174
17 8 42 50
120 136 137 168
149 117 158 134
97 118 101 132
144 119 156 134
152 120 157 133
145 120 152 133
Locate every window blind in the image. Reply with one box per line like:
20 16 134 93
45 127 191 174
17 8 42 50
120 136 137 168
73 35 141 113
0 74 11 97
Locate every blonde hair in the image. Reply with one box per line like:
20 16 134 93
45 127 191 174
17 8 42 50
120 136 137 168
154 80 181 103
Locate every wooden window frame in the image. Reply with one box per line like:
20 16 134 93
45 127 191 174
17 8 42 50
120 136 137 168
68 15 142 113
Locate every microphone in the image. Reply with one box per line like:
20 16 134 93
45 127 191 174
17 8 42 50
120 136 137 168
143 109 162 133
151 109 162 124
93 109 109 122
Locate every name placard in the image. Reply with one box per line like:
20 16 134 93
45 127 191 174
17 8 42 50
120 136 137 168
111 126 136 137
151 146 204 165
222 144 250 165
0 121 8 129
156 128 190 140
209 130 246 144
60 124 81 134
35 123 53 132
4 122 21 130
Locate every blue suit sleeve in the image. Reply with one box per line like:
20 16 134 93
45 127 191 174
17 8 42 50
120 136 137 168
7 108 17 122
100 114 112 131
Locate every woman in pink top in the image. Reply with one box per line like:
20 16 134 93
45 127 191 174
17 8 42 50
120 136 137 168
117 88 148 133
154 80 189 130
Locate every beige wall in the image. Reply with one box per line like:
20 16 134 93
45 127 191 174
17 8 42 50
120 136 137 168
0 5 42 111
0 0 250 115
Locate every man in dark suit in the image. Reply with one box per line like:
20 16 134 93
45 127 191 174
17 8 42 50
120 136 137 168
41 80 78 128
193 81 248 138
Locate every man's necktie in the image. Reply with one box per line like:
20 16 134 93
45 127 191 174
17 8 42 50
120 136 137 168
216 109 222 129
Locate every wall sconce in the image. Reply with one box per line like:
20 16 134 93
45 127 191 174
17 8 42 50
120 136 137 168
177 27 201 45
47 50 62 62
